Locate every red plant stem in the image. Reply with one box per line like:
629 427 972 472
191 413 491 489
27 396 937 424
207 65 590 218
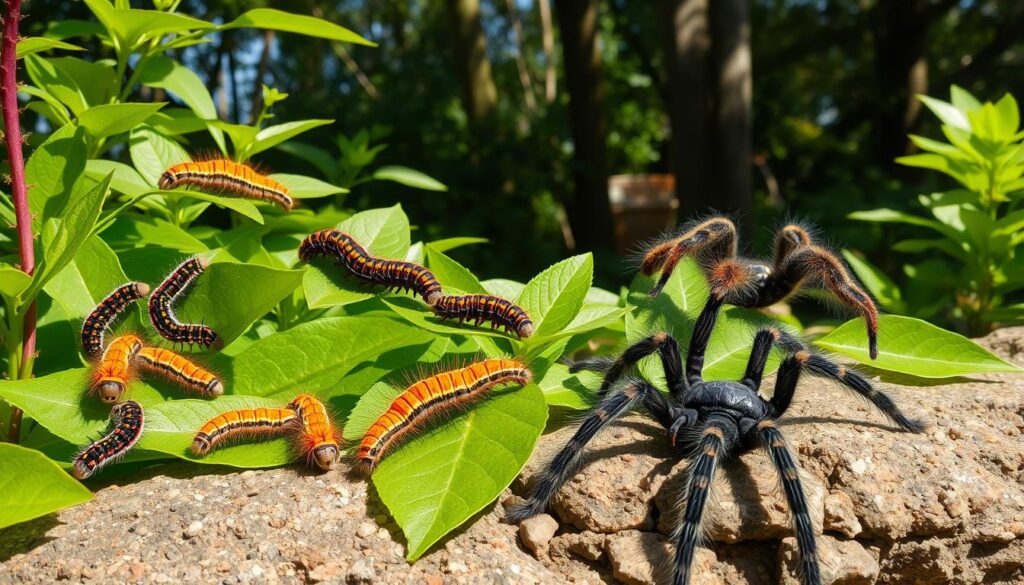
2 0 35 443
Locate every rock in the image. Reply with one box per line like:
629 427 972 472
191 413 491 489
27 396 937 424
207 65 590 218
308 561 344 583
779 535 878 585
183 521 203 539
605 530 719 585
345 558 376 583
824 490 862 538
518 514 559 557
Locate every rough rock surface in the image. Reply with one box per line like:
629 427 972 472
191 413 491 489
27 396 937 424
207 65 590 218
2 328 1024 584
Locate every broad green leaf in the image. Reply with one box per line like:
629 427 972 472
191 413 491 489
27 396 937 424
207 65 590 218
85 159 150 197
538 362 600 410
242 119 334 160
76 103 165 139
20 84 71 126
815 315 1023 377
949 85 981 113
107 9 213 49
106 218 208 253
206 121 259 158
24 54 86 115
559 305 632 339
276 141 336 179
269 174 348 199
848 208 962 242
302 205 411 309
918 94 970 130
482 278 526 300
425 245 486 293
0 266 32 299
518 254 593 339
369 382 546 560
16 37 83 59
0 444 93 529
45 19 106 40
137 55 225 153
223 8 375 47
342 381 399 442
427 237 488 254
129 125 190 186
49 57 115 107
26 123 87 231
152 190 264 224
372 165 448 191
228 316 434 397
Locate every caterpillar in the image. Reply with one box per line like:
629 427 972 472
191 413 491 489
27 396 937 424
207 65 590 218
159 159 295 211
191 407 299 456
72 400 144 479
289 394 342 471
91 334 144 403
135 347 224 397
357 358 532 471
430 294 534 338
298 229 443 305
81 282 150 358
148 257 221 350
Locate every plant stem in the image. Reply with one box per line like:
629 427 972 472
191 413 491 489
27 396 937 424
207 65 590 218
2 0 36 444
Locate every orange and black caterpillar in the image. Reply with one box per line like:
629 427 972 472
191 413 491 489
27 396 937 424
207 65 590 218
430 294 534 338
72 400 144 479
92 334 144 403
298 229 443 305
289 394 342 471
136 347 224 397
148 257 221 350
159 159 295 211
81 282 150 358
191 406 299 456
357 359 532 471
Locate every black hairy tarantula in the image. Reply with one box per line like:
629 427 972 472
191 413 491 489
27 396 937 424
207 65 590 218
507 275 924 585
640 215 881 359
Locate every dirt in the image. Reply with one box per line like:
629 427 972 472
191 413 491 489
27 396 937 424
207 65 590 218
2 328 1024 584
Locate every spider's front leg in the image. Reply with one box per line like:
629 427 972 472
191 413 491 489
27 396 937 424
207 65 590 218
641 216 737 298
568 331 685 398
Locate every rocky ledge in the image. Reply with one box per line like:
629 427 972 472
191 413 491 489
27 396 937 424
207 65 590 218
1 329 1023 584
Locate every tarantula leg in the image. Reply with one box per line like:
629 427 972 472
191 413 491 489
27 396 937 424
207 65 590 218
757 421 821 585
770 350 925 433
642 216 737 298
507 378 662 522
565 355 617 374
741 327 803 390
572 332 685 398
672 421 730 585
777 246 880 359
772 224 813 266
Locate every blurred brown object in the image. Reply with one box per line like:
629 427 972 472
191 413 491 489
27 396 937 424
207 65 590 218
608 174 678 256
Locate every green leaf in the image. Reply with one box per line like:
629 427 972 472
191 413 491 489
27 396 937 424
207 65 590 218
26 123 87 230
482 278 526 300
427 237 489 253
276 141 337 179
153 190 264 224
137 55 225 153
76 102 165 139
815 315 1023 377
372 165 448 191
918 94 970 130
85 159 151 197
425 245 486 293
222 8 375 47
949 85 981 113
16 37 84 59
107 9 213 49
0 266 32 299
0 444 93 529
538 362 599 410
302 205 411 309
129 125 190 186
369 382 546 560
242 119 334 160
518 254 593 339
229 316 434 397
269 173 348 199
49 57 115 107
848 208 962 241
24 54 87 115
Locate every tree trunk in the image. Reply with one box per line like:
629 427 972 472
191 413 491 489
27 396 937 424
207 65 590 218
555 0 613 253
709 0 752 221
446 0 498 128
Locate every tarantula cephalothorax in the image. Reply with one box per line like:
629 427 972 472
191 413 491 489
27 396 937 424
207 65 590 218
507 281 924 585
640 215 881 359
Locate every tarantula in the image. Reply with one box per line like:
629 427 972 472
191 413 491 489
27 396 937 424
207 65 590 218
507 278 924 585
640 216 881 359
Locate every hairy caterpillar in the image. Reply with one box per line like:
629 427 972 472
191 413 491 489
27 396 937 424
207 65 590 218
159 159 295 211
81 282 150 358
191 407 299 456
298 229 443 305
430 294 534 338
148 257 221 349
91 335 144 403
357 359 532 471
135 347 224 397
72 401 144 479
289 394 342 471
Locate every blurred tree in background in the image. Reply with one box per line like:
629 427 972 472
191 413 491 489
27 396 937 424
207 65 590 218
19 0 1024 318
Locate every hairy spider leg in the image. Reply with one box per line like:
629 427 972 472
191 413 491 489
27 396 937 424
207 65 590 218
569 331 685 398
506 378 670 522
740 327 804 391
672 420 732 585
757 420 821 585
642 216 738 298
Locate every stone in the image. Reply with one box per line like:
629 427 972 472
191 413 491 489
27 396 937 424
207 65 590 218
779 535 879 585
518 514 559 557
824 490 862 538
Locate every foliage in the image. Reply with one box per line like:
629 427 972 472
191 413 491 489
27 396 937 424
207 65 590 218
849 86 1024 336
0 444 93 529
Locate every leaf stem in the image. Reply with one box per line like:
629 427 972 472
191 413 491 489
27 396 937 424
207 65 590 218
2 0 36 443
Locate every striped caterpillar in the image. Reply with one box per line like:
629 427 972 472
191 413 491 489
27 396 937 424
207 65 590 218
357 358 532 471
81 282 150 358
289 394 342 471
430 294 534 338
136 347 224 397
298 229 443 305
159 159 295 211
148 257 221 350
92 335 144 403
90 335 223 403
191 407 299 456
72 401 144 479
